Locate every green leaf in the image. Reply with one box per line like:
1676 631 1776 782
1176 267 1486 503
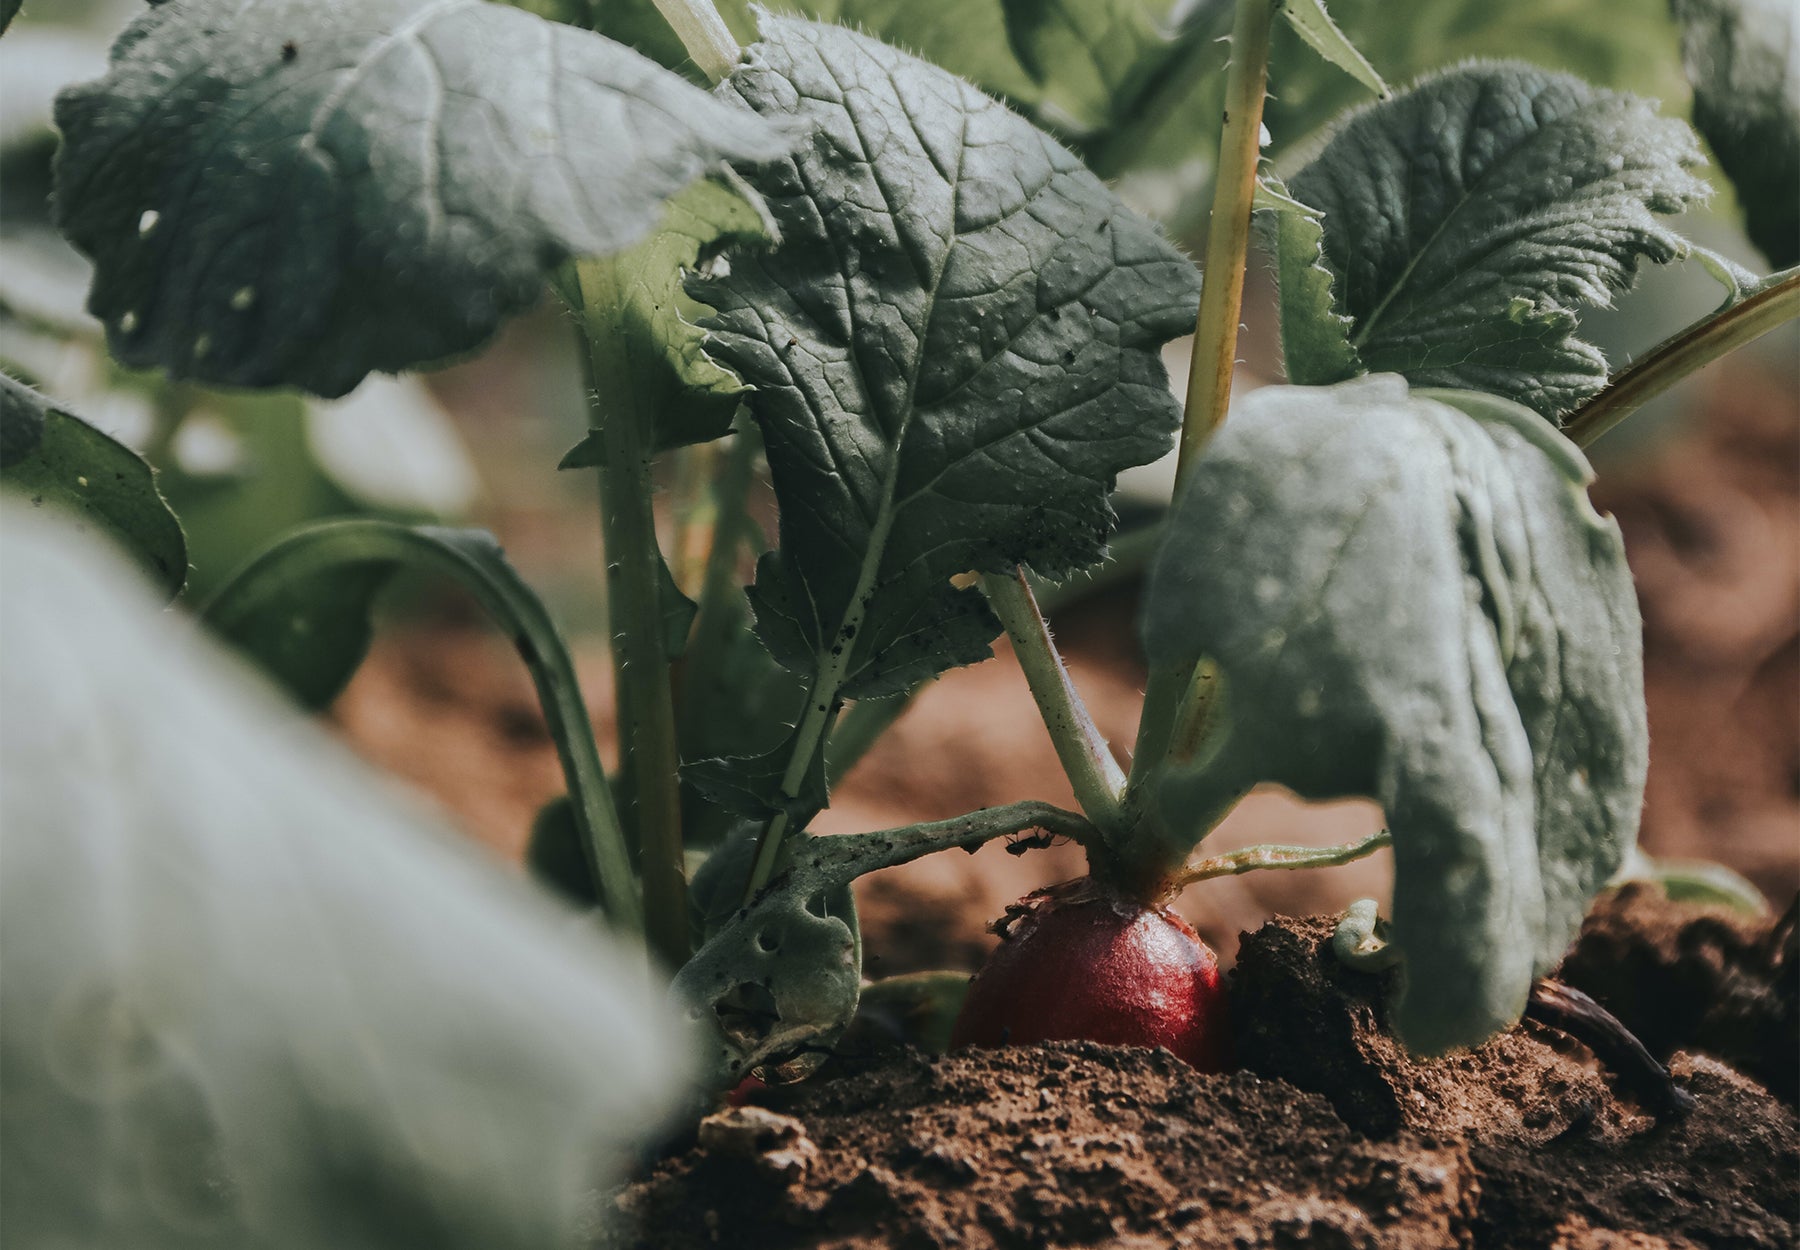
691 18 1199 813
675 801 1089 1084
52 0 788 397
559 177 778 468
0 0 20 39
0 373 185 596
202 518 641 930
1278 0 1388 98
1142 376 1648 1054
1255 174 1363 385
0 501 686 1250
1673 0 1800 268
1285 63 1710 420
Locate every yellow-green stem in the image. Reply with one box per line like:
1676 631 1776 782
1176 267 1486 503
1166 829 1392 892
1126 0 1276 834
1175 0 1277 483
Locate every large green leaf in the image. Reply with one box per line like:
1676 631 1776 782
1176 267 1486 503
1142 376 1647 1054
689 17 1198 815
1282 63 1709 420
0 502 686 1249
1673 0 1800 268
0 372 185 595
0 0 20 38
558 177 777 467
52 0 787 397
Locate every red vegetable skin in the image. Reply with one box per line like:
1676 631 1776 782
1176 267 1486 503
950 888 1231 1071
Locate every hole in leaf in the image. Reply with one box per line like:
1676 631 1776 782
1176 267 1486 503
714 982 780 1051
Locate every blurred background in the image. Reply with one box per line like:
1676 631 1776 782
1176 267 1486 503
3 0 1794 971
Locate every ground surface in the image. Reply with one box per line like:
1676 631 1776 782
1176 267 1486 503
596 895 1796 1249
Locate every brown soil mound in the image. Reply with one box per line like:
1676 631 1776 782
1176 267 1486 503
599 905 1798 1250
1559 883 1798 1104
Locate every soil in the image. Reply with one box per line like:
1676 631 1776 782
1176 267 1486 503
598 895 1798 1250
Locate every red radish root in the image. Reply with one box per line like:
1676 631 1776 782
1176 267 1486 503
951 883 1231 1071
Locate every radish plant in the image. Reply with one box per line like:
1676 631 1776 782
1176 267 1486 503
13 0 1797 1098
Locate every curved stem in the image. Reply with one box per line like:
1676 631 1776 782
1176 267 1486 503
203 520 642 935
980 568 1127 833
1564 268 1800 450
650 0 741 84
1167 829 1391 891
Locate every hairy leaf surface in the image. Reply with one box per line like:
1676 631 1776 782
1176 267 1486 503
0 504 686 1249
1284 63 1709 418
690 18 1197 813
52 0 787 397
1142 376 1647 1053
1674 0 1800 268
1255 176 1362 385
560 179 777 467
0 373 185 595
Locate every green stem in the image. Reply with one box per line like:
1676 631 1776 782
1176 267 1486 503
1175 0 1277 482
650 0 741 84
981 568 1127 833
574 268 690 969
203 519 642 935
801 800 1101 885
1166 829 1392 891
821 523 1168 788
1563 268 1800 450
1125 0 1276 830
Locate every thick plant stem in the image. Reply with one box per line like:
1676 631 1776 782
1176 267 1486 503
1564 269 1800 450
576 268 690 970
1125 0 1276 830
650 0 741 83
1166 829 1392 891
1175 0 1277 482
981 568 1127 832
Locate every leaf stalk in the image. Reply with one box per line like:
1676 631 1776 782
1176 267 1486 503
650 0 742 84
980 568 1128 833
1564 268 1800 449
1166 829 1392 891
573 266 691 969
